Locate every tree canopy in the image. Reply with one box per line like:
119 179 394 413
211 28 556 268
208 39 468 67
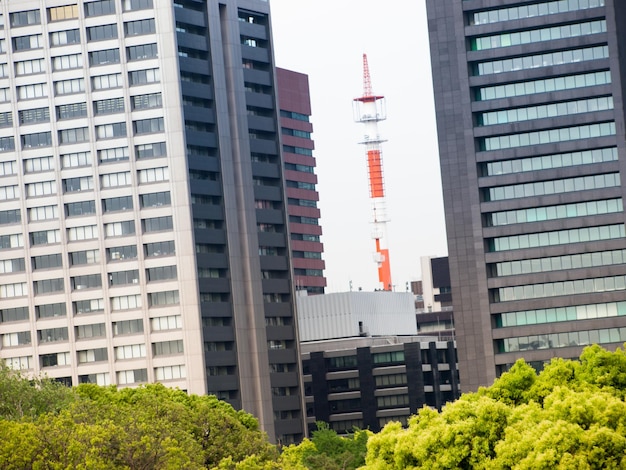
2 344 626 469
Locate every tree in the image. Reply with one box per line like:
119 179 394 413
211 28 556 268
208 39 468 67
279 422 370 470
362 344 626 469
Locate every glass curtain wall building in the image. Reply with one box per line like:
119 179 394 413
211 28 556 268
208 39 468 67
426 0 626 391
0 0 304 443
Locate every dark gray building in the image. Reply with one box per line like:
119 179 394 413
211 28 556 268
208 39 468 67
0 0 304 444
426 0 626 391
301 337 460 434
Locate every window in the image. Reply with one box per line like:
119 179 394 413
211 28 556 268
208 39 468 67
55 78 85 95
125 19 156 36
21 132 52 149
71 274 102 290
65 200 96 217
19 108 49 125
0 89 9 104
117 369 147 385
138 167 168 183
146 265 177 282
0 161 16 178
153 340 183 356
36 303 66 319
13 34 43 51
148 290 179 306
26 181 55 198
57 102 87 120
0 233 24 249
78 348 108 363
75 323 106 339
52 54 83 71
155 365 185 380
34 278 64 295
0 258 25 273
87 24 118 41
10 10 41 27
109 269 139 286
5 356 32 369
73 299 104 314
89 48 120 66
140 191 170 208
0 209 21 225
134 117 164 134
0 137 15 153
92 73 123 90
131 93 162 110
107 245 137 261
84 0 116 17
101 171 132 188
98 147 129 163
41 352 71 367
115 343 146 359
61 151 92 168
0 112 11 129
103 196 133 212
114 319 144 335
24 156 54 173
0 65 6 79
29 205 58 222
79 373 110 386
129 68 160 85
2 331 31 347
136 142 166 159
15 58 45 75
94 97 124 115
67 225 98 241
143 216 173 233
50 29 81 46
151 315 182 331
96 122 127 140
48 5 79 22
63 176 94 193
30 230 60 246
127 43 158 61
69 249 100 266
111 294 141 310
145 240 175 257
105 221 135 237
18 84 48 100
123 0 154 11
59 127 89 144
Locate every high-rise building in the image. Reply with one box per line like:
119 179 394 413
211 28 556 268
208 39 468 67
0 0 304 443
427 0 626 391
276 68 326 295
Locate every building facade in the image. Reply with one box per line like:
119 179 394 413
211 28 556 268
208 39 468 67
301 337 460 434
427 0 626 391
0 0 304 443
276 68 326 295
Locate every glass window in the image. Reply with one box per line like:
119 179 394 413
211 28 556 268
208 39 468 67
48 5 79 22
50 29 80 46
84 0 116 17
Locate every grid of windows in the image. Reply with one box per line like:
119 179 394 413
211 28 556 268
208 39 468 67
474 70 611 101
497 301 626 328
487 198 623 226
492 249 626 277
469 0 605 26
489 224 625 252
496 327 626 354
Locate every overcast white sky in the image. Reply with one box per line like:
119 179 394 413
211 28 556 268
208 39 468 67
269 0 448 293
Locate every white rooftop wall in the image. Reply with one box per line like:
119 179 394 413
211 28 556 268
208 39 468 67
296 292 417 341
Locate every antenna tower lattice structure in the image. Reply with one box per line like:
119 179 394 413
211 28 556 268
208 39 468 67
353 54 392 291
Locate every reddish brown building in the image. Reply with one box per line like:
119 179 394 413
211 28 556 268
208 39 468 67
277 69 326 294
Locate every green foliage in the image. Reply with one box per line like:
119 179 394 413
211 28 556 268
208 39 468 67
0 370 277 469
362 344 626 469
0 364 75 421
279 422 370 470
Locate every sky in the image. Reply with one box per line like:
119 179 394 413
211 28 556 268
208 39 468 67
269 0 448 293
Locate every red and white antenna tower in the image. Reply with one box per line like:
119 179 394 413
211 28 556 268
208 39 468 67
353 54 392 291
